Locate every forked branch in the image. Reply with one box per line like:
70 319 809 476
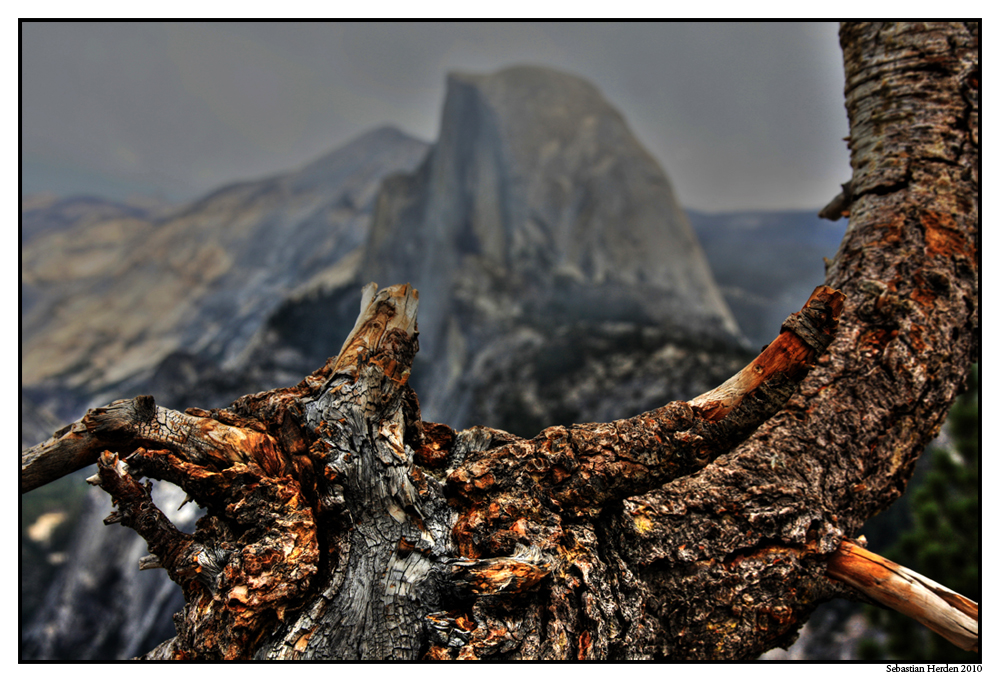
446 286 846 558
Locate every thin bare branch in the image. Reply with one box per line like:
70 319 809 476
827 539 979 652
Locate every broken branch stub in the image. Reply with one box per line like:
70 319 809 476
20 394 287 493
691 285 845 421
827 539 979 653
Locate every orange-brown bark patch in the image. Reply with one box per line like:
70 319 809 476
858 327 899 357
424 645 453 660
452 510 483 559
909 283 937 309
692 286 844 421
922 210 972 259
413 422 455 468
455 613 477 631
510 518 530 536
862 216 906 251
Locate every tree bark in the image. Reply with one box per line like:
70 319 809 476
20 21 978 660
604 21 980 658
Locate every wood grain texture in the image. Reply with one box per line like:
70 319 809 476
827 540 978 652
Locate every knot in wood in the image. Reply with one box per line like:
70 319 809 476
780 303 835 356
134 395 157 422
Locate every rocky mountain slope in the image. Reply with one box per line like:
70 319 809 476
21 126 430 419
359 66 743 428
21 67 791 659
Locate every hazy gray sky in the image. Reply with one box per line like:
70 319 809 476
21 21 851 212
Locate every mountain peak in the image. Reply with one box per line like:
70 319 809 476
291 126 429 193
364 66 740 346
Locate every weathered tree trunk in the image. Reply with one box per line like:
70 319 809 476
20 22 978 660
601 21 980 658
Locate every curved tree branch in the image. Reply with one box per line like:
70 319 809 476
20 283 844 659
602 21 979 658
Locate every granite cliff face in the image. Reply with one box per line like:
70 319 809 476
365 67 738 341
22 68 754 659
361 66 742 426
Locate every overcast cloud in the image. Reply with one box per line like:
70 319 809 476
20 21 851 212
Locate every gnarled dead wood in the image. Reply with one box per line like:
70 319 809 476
20 395 286 493
19 281 844 660
87 447 320 659
446 285 845 555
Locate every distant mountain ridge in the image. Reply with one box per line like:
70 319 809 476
21 195 155 246
21 126 430 418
